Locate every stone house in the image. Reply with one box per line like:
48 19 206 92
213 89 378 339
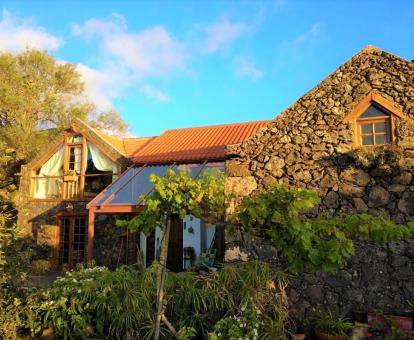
17 45 413 314
225 46 414 315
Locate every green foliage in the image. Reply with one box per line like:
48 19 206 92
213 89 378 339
88 108 130 137
0 49 87 160
117 169 227 235
0 48 128 194
177 327 197 340
348 144 404 169
0 49 128 288
0 262 290 339
233 184 413 273
0 222 50 284
313 310 354 337
0 286 29 340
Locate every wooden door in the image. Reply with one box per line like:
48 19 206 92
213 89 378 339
59 217 87 268
166 215 183 272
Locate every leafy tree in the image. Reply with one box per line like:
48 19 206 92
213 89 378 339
0 49 128 162
118 169 227 339
233 184 414 273
88 109 129 137
0 49 129 284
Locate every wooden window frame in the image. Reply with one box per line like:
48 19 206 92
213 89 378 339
30 131 121 201
357 116 391 146
343 92 407 147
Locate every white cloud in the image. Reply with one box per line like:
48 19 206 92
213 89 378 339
76 60 138 111
294 23 322 45
234 57 263 80
72 14 186 105
139 84 170 102
0 9 63 52
73 15 185 78
200 17 246 53
76 64 114 110
72 14 251 106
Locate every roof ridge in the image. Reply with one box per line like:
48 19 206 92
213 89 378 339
161 119 272 133
270 45 412 125
360 44 382 53
355 44 412 63
122 136 156 140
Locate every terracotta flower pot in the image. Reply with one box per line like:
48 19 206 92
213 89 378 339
40 327 54 339
386 315 413 331
353 322 370 339
292 333 306 340
368 312 413 331
315 329 345 340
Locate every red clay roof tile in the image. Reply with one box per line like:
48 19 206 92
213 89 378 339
122 137 157 157
94 130 157 157
132 120 270 164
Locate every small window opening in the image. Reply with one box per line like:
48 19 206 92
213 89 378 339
357 104 391 146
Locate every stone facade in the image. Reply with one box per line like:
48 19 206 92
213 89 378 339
225 46 414 315
94 213 137 269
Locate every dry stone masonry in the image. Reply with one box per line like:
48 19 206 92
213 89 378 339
225 46 414 316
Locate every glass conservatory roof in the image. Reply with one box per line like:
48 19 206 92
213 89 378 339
87 162 224 208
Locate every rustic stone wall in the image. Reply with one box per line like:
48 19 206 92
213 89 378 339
225 46 414 316
94 213 137 269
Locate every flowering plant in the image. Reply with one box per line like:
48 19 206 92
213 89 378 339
209 299 270 340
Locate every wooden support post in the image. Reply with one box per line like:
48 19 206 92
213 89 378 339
87 208 95 262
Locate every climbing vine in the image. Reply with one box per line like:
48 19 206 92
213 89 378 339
232 184 414 273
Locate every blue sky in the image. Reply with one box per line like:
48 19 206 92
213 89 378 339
1 1 413 136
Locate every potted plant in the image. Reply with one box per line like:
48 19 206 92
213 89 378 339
314 311 354 340
368 311 413 332
367 318 414 339
64 169 78 182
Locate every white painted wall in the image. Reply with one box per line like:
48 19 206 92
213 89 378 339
140 217 216 269
183 214 201 254
155 226 163 261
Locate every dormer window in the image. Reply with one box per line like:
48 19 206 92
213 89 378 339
358 104 391 146
343 92 407 147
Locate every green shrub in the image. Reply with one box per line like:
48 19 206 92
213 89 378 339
1 261 290 339
0 287 26 340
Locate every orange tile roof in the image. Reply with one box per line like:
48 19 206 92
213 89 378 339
122 137 157 157
132 120 270 164
94 130 157 157
94 131 126 155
